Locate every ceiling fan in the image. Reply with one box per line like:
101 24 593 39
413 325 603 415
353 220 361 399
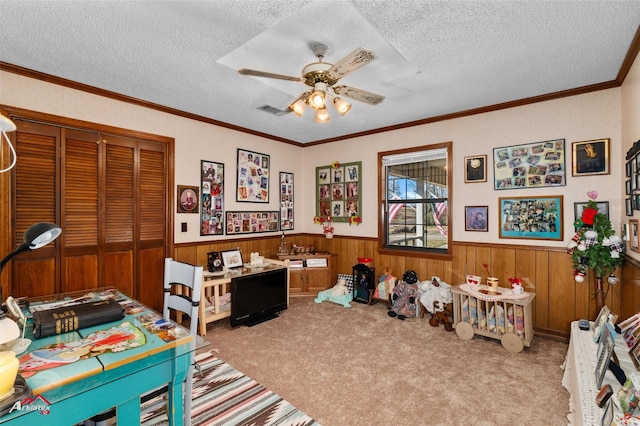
238 43 385 123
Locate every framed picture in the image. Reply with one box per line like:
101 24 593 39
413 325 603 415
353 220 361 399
177 185 199 214
631 219 639 253
593 305 611 343
464 206 488 231
201 161 224 236
236 148 270 202
220 249 243 269
225 211 280 235
493 139 565 190
601 396 614 425
627 160 633 178
316 161 361 223
464 155 487 183
574 201 608 231
280 172 294 230
572 138 610 176
498 195 563 240
595 322 616 389
630 340 640 371
627 198 634 217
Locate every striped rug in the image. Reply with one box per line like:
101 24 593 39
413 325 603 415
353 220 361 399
141 351 320 426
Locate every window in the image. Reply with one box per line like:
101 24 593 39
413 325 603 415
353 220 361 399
378 142 452 257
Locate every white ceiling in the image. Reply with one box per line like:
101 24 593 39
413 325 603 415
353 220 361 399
1 1 639 145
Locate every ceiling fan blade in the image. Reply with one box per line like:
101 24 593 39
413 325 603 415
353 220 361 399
238 68 302 82
327 48 377 79
333 85 385 105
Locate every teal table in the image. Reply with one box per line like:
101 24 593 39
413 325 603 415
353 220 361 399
0 289 194 425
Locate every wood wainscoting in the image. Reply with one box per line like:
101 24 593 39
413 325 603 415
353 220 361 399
174 234 640 340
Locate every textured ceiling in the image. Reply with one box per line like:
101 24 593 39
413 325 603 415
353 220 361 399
1 1 639 144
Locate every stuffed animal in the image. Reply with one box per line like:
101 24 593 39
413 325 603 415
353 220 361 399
315 277 352 308
388 270 419 320
419 276 452 314
373 267 396 300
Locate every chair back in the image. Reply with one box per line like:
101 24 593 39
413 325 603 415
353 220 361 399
163 257 203 336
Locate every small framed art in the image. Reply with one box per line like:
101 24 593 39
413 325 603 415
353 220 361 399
630 341 640 371
464 155 487 183
221 249 243 269
464 206 488 231
177 185 199 213
631 219 639 253
627 198 634 217
572 138 610 176
593 305 611 343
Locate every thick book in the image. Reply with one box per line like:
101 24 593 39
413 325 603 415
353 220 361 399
32 298 125 338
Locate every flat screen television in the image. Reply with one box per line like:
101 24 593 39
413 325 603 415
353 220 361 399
230 268 288 327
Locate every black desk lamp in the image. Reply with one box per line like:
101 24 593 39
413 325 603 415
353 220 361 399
0 222 62 348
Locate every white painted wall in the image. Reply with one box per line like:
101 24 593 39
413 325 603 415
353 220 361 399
622 51 640 261
1 70 628 249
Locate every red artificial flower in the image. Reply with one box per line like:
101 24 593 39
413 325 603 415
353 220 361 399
581 207 597 225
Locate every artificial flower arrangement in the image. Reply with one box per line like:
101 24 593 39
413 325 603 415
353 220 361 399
314 216 334 234
566 191 624 283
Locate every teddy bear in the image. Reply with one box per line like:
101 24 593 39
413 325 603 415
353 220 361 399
388 270 419 320
314 277 352 308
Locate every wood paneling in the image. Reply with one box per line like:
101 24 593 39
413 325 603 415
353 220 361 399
174 234 640 340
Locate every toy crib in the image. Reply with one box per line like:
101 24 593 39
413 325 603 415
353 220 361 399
451 283 536 353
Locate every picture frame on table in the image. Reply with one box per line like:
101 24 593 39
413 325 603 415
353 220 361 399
593 305 612 343
464 206 488 232
595 322 616 389
493 139 565 190
601 397 614 426
619 313 640 333
498 195 563 240
220 249 243 269
572 138 610 176
464 155 487 183
630 340 640 371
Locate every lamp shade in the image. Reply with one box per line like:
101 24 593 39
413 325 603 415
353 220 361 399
24 222 62 250
333 97 351 116
315 107 330 123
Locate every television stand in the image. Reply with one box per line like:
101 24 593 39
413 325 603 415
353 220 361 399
244 312 279 327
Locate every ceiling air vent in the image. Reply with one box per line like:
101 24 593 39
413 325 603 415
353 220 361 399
257 105 290 116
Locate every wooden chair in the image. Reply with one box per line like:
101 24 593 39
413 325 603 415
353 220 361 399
140 258 203 422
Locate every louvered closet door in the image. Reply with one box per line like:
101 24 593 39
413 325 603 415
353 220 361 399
11 121 60 297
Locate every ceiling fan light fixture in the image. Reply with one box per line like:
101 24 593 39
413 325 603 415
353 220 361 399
333 97 351 116
315 107 330 123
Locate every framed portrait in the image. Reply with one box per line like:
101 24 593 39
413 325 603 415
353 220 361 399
631 219 639 253
628 160 633 178
177 185 199 213
316 161 361 223
572 138 610 176
574 201 608 230
280 172 294 230
464 155 487 183
236 148 270 203
225 211 280 235
627 198 634 217
221 249 243 269
498 195 563 240
465 206 488 232
493 139 565 190
595 322 615 389
200 161 224 236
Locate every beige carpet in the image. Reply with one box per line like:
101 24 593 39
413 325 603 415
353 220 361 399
203 297 570 426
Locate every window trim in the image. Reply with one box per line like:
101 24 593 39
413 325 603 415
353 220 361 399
377 142 453 259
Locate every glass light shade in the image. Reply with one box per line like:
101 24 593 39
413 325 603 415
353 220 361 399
309 90 325 109
315 107 330 123
290 99 306 117
333 97 351 116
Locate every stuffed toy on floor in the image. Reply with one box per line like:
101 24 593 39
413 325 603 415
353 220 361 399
315 277 353 308
388 270 419 320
